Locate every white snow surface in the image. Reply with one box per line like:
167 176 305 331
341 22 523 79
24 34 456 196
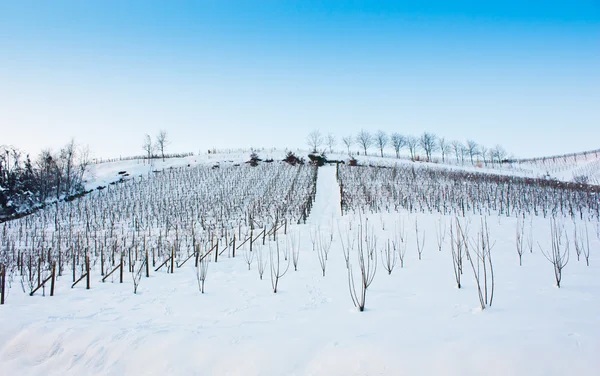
83 149 600 192
2 162 600 375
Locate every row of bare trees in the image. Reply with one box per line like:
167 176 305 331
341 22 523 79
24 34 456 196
306 129 508 165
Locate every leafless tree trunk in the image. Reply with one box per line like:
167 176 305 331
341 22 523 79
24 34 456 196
516 216 525 266
269 239 290 293
342 135 354 155
256 244 267 280
391 133 406 159
196 244 209 293
436 217 446 252
375 130 388 157
538 218 569 288
316 230 332 276
419 132 437 162
326 133 336 154
289 230 300 271
458 217 495 309
347 222 377 311
142 134 154 164
438 137 448 163
415 218 425 260
338 221 355 268
381 239 396 275
356 130 373 156
243 242 255 270
450 218 464 288
406 136 419 161
156 130 169 161
306 130 324 153
466 140 479 165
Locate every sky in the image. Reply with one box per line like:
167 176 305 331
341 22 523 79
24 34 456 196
0 0 599 159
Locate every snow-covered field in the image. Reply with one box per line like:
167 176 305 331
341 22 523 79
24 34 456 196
1 155 600 376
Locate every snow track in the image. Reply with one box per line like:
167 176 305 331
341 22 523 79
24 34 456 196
306 165 341 226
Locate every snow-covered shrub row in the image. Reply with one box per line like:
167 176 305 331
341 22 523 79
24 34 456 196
337 164 600 220
0 162 317 300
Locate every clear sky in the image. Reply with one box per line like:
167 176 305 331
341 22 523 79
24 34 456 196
1 0 599 159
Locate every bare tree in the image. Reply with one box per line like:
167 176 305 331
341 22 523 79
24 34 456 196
196 244 209 293
516 216 525 266
392 220 407 268
338 221 355 268
390 133 406 158
243 242 255 270
406 136 419 161
375 130 388 157
438 137 449 163
347 222 377 311
306 130 324 153
269 239 290 293
381 239 396 275
356 130 373 156
419 132 437 162
256 244 267 280
341 135 354 155
77 145 91 187
143 134 153 163
538 218 569 288
326 133 336 154
415 218 425 260
491 145 507 164
466 140 479 165
289 230 300 271
156 130 170 162
316 231 329 277
451 141 463 164
574 222 591 266
59 139 77 195
450 218 464 288
435 217 446 252
459 217 495 309
480 145 489 166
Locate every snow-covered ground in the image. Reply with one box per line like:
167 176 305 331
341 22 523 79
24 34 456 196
1 159 600 375
85 149 600 193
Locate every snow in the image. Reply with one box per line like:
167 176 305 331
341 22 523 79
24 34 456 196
2 158 600 375
85 149 600 194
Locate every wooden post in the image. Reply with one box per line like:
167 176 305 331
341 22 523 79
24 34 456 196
170 245 175 273
1 264 5 305
50 262 56 296
72 251 76 282
85 255 90 290
120 253 124 283
145 249 150 278
232 235 236 258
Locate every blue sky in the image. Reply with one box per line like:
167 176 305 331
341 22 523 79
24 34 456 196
1 0 598 158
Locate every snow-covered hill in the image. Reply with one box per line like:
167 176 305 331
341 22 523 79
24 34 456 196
1 151 599 376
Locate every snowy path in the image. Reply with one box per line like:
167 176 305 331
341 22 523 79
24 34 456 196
306 165 341 227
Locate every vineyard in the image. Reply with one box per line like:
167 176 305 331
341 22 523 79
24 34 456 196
0 158 599 375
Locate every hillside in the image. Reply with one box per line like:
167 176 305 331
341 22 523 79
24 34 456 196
0 151 599 376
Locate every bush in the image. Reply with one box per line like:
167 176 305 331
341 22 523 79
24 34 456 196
308 152 327 167
247 152 262 167
284 152 303 166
